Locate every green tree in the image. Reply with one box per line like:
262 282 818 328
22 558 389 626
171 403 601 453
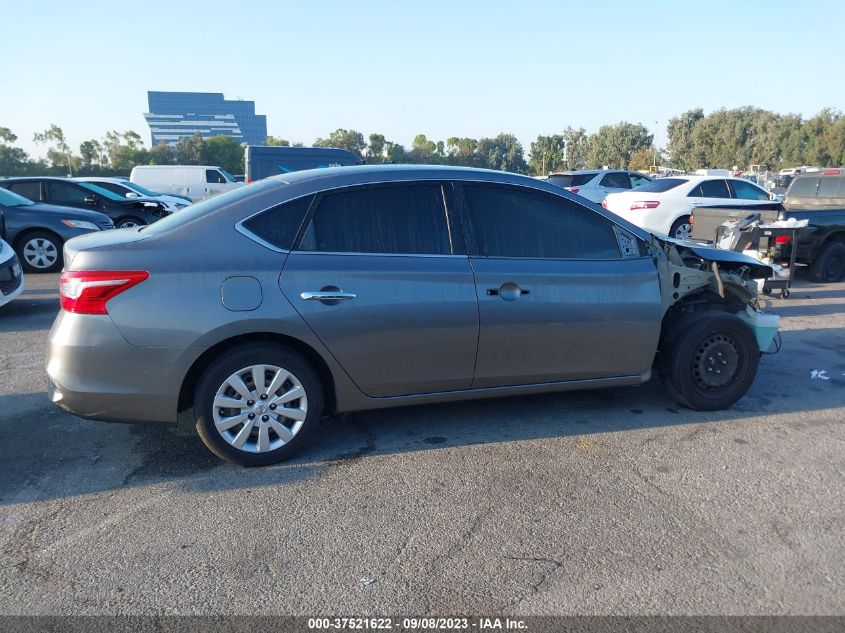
79 140 103 169
0 126 34 176
174 132 205 164
314 129 367 157
265 136 290 146
667 108 705 171
529 134 566 175
368 133 386 162
385 141 406 163
445 137 479 166
477 133 528 173
628 146 663 172
201 135 244 173
148 142 176 165
561 126 591 169
103 130 149 172
587 122 652 169
409 134 437 163
33 124 76 175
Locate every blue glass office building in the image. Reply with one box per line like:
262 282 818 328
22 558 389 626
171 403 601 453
144 91 267 146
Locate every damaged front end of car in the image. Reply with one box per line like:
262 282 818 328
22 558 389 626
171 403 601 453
649 235 779 353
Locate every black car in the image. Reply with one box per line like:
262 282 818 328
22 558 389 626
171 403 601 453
0 177 171 229
0 186 113 272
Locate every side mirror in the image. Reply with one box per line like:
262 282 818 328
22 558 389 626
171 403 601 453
125 192 141 198
769 192 777 201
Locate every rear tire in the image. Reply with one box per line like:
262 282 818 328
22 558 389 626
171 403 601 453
808 241 845 283
659 311 759 411
17 230 63 273
194 343 324 466
669 216 693 241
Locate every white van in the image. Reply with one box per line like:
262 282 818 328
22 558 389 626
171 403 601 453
130 165 244 202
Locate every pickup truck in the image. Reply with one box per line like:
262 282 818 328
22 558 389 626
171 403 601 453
691 170 845 282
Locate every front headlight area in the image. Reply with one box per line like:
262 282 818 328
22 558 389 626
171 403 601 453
61 219 102 231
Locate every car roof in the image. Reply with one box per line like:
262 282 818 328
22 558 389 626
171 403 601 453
269 164 555 188
73 177 129 183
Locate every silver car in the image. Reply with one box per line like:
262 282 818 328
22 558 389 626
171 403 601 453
48 166 774 465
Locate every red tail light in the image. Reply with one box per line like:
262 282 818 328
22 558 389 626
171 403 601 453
775 235 791 245
60 271 149 315
246 177 253 183
629 201 660 210
601 199 608 209
566 187 580 194
823 169 840 175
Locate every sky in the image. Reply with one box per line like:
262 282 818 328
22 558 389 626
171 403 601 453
1 0 842 160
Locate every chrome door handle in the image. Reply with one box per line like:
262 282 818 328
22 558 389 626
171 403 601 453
300 291 357 301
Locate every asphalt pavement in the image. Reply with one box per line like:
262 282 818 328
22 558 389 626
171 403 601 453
1 271 843 615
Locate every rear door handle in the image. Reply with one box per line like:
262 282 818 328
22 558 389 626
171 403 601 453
300 291 357 301
487 283 529 301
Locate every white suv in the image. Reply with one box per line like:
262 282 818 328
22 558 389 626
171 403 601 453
546 170 653 204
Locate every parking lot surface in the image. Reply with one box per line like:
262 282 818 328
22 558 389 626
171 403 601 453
1 272 843 615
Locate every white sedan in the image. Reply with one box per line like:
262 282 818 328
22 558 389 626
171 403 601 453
603 176 776 240
0 238 24 307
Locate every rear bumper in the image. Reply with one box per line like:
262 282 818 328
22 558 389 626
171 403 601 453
46 311 193 424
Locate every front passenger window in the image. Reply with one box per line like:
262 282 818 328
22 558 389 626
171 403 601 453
462 185 620 259
206 169 227 184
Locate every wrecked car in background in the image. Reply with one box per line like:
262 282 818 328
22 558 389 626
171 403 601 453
46 166 776 465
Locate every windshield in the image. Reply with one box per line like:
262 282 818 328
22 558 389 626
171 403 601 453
547 173 596 188
632 178 689 193
140 179 280 235
77 181 127 202
0 187 36 207
123 181 162 197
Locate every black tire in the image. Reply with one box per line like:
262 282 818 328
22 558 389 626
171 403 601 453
16 230 63 273
115 217 146 229
669 216 692 241
808 241 845 283
659 311 759 411
194 343 324 466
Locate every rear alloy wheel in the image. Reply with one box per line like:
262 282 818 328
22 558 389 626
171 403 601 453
19 232 62 273
659 311 759 411
116 217 146 229
808 241 845 283
194 344 323 465
670 216 693 241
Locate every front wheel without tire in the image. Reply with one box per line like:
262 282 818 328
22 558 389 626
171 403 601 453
659 311 759 411
194 344 324 466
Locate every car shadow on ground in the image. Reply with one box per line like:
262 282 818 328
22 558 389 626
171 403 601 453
2 323 844 506
0 297 59 333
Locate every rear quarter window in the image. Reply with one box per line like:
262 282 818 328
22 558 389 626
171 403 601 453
787 177 820 198
240 195 313 250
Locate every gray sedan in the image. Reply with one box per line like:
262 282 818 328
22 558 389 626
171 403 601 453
47 166 775 465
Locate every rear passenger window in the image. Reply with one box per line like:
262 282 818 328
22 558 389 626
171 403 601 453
8 182 42 201
599 172 631 189
689 180 730 198
787 177 820 198
818 177 843 198
298 184 452 255
241 195 313 250
629 173 651 188
461 184 620 259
